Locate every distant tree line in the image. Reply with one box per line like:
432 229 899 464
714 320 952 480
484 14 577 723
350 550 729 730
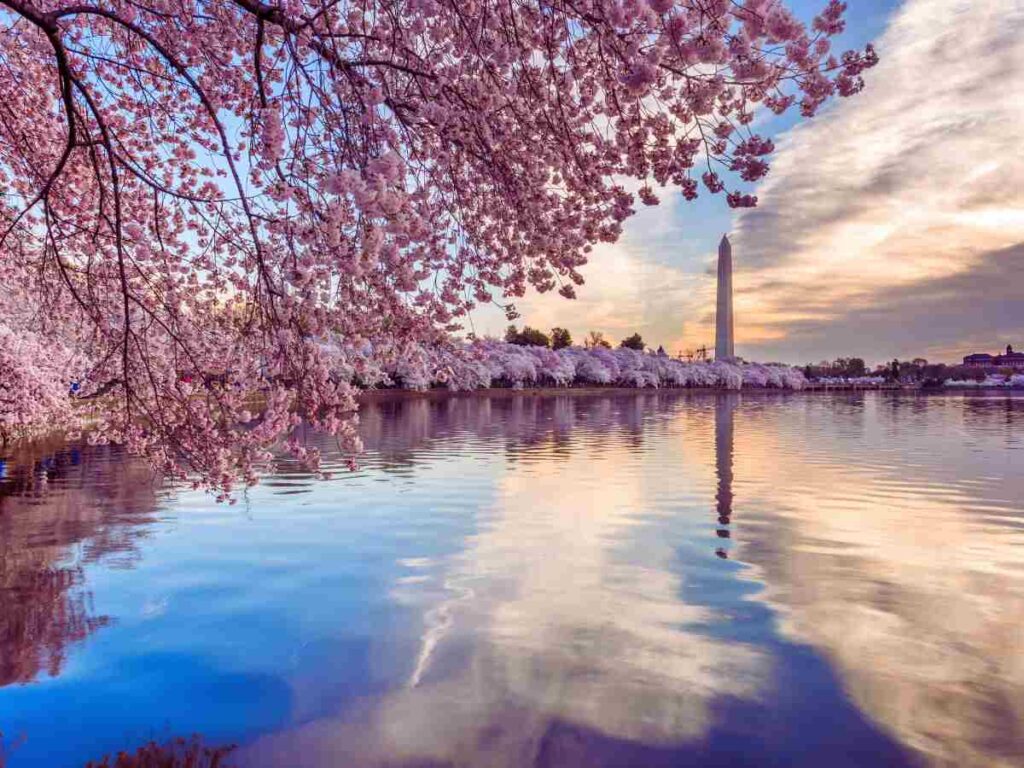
505 326 659 353
505 325 559 348
883 359 1008 386
803 357 1001 386
801 357 868 380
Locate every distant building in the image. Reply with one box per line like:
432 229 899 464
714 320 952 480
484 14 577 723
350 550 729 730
1001 345 1024 369
963 353 995 367
963 345 1024 369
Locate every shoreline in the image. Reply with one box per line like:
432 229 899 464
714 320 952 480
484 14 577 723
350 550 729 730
355 383 1022 403
356 384 820 402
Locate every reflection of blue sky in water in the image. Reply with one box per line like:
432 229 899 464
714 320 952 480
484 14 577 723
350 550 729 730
1 393 1022 767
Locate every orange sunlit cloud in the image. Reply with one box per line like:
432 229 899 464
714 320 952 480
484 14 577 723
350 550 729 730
730 0 1024 363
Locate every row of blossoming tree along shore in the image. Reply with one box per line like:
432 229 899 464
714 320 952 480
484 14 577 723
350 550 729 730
328 339 808 391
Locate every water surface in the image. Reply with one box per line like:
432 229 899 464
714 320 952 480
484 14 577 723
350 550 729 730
1 392 1022 767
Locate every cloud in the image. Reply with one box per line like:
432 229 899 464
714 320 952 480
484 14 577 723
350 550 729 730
726 0 1024 363
753 242 1024 361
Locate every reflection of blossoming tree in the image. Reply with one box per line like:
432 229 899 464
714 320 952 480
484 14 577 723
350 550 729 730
82 736 235 768
0 0 876 492
335 392 682 473
0 443 158 687
0 560 110 687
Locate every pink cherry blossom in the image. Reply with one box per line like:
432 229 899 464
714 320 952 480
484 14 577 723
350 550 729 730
0 0 870 493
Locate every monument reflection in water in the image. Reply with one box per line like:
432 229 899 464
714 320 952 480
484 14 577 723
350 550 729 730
0 392 1022 767
715 394 736 560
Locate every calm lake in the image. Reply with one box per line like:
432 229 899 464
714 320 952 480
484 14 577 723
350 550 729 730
1 391 1022 767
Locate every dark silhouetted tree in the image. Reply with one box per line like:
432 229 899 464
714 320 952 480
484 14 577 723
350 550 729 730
507 326 550 347
620 333 645 351
550 327 572 350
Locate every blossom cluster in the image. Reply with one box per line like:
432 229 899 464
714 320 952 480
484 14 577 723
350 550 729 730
0 326 82 443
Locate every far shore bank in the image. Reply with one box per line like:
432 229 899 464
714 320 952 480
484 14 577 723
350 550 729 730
355 383 1022 403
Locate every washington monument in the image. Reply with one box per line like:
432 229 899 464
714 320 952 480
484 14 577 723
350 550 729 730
715 234 734 361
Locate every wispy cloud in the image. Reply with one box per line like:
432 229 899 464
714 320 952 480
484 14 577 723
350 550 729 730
727 0 1024 363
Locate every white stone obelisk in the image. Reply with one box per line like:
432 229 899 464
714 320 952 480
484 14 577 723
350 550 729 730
715 234 735 361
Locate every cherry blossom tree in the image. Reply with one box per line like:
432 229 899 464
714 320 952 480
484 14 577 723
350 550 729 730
0 324 82 444
0 0 874 493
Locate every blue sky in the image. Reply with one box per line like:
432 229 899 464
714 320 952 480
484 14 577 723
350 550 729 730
474 0 1024 367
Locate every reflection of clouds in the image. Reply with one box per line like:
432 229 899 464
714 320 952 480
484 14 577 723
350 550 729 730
459 453 763 745
731 395 1024 767
722 0 1024 360
400 559 474 689
246 396 765 766
140 596 170 619
242 391 1023 767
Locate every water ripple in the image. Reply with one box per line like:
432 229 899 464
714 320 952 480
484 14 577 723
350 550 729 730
0 391 1021 767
